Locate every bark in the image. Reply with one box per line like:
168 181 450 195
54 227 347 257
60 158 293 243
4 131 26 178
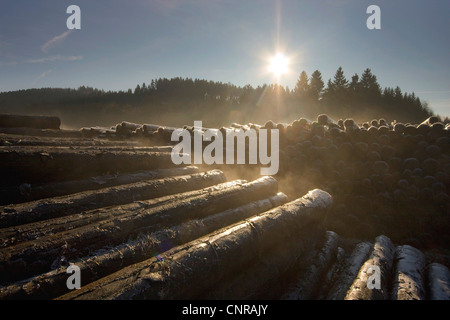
1 145 172 152
115 122 142 135
205 224 324 300
0 114 60 130
80 127 116 137
0 169 226 228
0 193 287 300
142 124 163 133
316 246 346 300
0 148 179 186
0 176 278 284
344 235 395 300
0 179 244 248
55 188 332 300
391 245 426 300
0 127 82 138
280 231 339 300
427 263 450 300
325 241 373 300
420 116 439 127
0 165 195 205
0 133 138 147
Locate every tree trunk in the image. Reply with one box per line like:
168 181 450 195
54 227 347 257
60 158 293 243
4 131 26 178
0 193 287 300
55 188 332 300
344 235 395 300
426 263 450 300
391 245 426 300
205 223 324 300
0 147 179 186
0 176 278 284
0 127 81 138
324 241 373 300
0 179 244 248
0 114 60 130
0 165 197 205
280 231 339 300
0 169 226 228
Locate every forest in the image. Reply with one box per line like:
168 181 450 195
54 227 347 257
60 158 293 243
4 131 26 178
0 67 443 129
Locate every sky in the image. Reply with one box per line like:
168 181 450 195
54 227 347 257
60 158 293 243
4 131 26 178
0 0 449 117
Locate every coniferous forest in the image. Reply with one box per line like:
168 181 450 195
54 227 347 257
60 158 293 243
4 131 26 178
0 67 444 129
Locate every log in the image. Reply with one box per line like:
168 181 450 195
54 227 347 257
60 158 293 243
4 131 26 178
427 263 450 300
115 121 142 135
317 114 337 127
0 176 278 284
69 146 174 152
80 126 115 137
420 116 440 127
316 246 346 300
0 165 196 205
204 220 323 300
344 235 395 300
391 245 426 300
0 179 245 248
0 193 287 300
0 148 180 186
207 207 328 300
142 124 161 133
55 188 332 300
0 133 138 147
0 114 60 130
0 169 226 228
325 241 372 300
0 145 173 153
343 119 361 132
0 127 81 138
280 231 339 300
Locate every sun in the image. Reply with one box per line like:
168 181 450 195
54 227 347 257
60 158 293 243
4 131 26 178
268 53 290 78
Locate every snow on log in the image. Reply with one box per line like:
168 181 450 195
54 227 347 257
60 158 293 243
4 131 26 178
344 235 395 300
0 176 278 284
0 193 287 300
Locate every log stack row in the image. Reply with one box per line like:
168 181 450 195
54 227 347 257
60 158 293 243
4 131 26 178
0 115 448 300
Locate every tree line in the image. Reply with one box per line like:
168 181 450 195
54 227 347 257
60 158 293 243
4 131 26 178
0 67 440 128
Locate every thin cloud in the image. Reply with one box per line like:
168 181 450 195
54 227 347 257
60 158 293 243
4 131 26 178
31 69 53 86
1 55 83 66
41 30 73 53
24 55 83 64
35 69 53 81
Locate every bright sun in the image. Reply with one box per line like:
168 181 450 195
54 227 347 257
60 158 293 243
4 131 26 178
268 53 289 78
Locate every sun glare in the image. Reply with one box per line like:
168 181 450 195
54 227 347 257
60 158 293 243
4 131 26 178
268 53 289 78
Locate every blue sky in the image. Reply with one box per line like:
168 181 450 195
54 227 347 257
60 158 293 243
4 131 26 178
0 0 449 116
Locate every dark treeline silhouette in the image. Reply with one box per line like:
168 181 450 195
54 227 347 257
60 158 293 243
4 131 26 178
0 67 442 129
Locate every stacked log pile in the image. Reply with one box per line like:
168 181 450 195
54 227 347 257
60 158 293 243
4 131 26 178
0 114 61 130
200 116 450 251
0 115 449 300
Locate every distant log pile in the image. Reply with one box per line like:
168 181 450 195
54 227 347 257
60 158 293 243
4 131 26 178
0 114 61 130
0 146 179 187
0 114 449 300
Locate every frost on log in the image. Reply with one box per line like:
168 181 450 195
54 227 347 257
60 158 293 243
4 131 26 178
0 114 449 300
